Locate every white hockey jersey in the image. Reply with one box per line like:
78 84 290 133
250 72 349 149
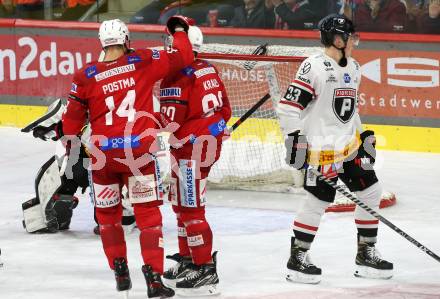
277 53 363 165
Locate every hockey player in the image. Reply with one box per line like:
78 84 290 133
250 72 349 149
21 99 87 233
159 25 231 296
276 14 393 284
55 18 194 298
21 99 136 234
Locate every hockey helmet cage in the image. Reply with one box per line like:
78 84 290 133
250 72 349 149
318 14 355 47
99 19 130 48
188 26 203 53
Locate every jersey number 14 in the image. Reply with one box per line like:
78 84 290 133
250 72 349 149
104 90 136 125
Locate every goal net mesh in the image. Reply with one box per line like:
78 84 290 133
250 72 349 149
198 44 321 192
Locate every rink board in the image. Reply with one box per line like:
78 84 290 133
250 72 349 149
1 104 439 153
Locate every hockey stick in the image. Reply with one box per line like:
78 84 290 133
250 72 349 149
228 93 271 133
308 167 440 263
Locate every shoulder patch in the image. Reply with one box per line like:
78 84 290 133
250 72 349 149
181 66 195 77
152 49 160 59
127 55 142 64
85 65 97 78
299 62 311 75
70 83 78 93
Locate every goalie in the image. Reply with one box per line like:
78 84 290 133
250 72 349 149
21 99 87 233
21 99 135 234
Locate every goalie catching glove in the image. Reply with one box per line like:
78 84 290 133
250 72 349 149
285 130 308 170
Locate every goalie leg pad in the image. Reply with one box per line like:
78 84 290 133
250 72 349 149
121 193 136 233
23 155 80 233
22 198 48 233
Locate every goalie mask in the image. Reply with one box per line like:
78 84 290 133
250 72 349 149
99 19 130 49
318 14 358 67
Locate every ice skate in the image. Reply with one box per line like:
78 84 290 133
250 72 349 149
163 253 195 287
175 252 220 297
286 238 321 284
354 241 393 279
113 257 132 298
142 264 175 298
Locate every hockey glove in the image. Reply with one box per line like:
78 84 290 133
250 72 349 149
33 122 63 141
358 130 376 168
285 130 308 170
166 15 195 34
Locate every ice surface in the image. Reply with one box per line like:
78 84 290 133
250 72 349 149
1 127 439 299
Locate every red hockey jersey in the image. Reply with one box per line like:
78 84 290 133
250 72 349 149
62 32 193 154
159 59 231 142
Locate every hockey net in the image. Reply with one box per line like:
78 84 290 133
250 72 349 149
157 43 396 212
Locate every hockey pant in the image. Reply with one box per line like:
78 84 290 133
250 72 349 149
293 151 382 246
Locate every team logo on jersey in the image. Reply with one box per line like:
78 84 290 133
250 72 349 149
333 88 356 123
343 73 351 83
127 55 142 64
70 83 78 93
300 62 311 75
324 61 331 67
152 49 160 59
160 87 181 97
85 65 97 78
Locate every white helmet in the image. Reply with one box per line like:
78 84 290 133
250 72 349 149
188 26 203 53
99 19 130 48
